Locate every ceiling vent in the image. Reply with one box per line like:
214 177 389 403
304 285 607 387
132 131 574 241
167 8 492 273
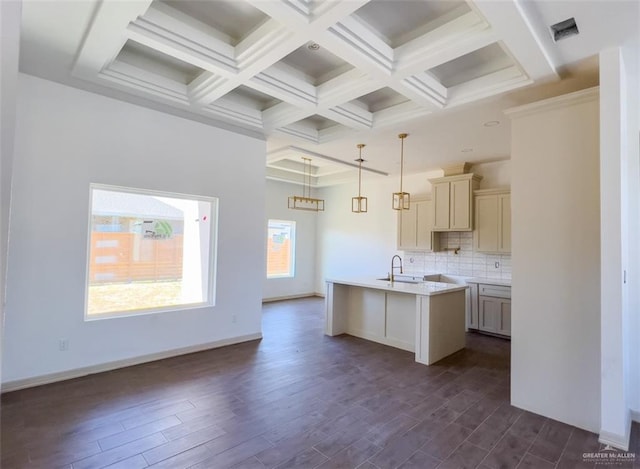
550 17 579 42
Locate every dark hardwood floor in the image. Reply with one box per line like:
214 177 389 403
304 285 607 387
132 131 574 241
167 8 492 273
1 297 638 468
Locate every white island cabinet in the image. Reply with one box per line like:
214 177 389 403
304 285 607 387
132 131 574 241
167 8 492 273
325 278 468 365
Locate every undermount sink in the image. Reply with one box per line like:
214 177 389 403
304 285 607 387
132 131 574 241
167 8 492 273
377 275 424 284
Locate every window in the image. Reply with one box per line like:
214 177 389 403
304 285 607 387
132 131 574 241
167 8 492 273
85 184 218 319
266 220 295 278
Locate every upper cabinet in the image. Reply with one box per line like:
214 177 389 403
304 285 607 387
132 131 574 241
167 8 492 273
398 198 439 252
474 188 511 253
429 174 482 231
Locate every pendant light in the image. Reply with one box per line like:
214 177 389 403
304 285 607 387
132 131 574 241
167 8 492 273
288 157 325 211
392 133 410 210
352 144 368 213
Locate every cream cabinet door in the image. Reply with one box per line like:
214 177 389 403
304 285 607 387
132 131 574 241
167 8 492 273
397 204 417 250
478 295 511 337
497 299 511 336
450 179 472 230
432 182 450 230
416 200 433 250
475 195 499 252
499 194 511 253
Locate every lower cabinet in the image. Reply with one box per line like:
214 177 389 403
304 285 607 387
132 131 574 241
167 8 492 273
468 282 511 338
479 296 511 336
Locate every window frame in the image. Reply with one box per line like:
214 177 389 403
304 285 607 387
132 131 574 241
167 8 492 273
266 219 296 279
84 183 218 320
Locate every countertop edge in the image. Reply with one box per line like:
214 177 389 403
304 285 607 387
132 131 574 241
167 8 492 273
326 278 469 296
466 277 512 287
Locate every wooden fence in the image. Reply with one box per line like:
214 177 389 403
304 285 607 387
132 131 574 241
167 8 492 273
89 232 183 283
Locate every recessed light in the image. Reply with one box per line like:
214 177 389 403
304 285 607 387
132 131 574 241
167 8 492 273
307 42 320 51
483 120 500 127
461 148 473 153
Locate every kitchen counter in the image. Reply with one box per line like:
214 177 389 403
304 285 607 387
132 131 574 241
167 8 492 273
325 278 468 365
466 277 512 287
325 276 468 296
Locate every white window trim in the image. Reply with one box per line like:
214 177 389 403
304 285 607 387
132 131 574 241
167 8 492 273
84 183 219 320
267 219 296 279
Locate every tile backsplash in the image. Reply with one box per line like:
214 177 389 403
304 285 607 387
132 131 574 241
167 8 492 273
402 231 511 280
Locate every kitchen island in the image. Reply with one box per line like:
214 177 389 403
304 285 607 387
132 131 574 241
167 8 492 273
325 277 468 365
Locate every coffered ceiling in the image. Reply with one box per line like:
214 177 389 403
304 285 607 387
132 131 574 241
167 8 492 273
19 0 639 186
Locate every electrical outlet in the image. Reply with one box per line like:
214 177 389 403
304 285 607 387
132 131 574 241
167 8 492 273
232 314 237 324
59 338 69 351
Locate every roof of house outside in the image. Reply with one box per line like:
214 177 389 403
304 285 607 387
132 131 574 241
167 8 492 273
92 189 184 219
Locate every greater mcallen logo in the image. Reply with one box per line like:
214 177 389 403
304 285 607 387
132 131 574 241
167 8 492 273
583 445 636 465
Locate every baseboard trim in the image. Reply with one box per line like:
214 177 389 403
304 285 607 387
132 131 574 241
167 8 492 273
262 293 320 303
599 410 632 451
1 332 263 393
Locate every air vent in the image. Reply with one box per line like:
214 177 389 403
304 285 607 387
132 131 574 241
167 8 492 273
550 17 579 42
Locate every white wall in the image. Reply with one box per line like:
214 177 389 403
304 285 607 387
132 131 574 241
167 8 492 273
0 0 21 389
599 42 640 449
315 161 510 293
600 48 638 447
508 88 601 433
263 179 317 300
2 74 266 385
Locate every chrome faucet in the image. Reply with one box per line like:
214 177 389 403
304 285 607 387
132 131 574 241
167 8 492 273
390 255 403 282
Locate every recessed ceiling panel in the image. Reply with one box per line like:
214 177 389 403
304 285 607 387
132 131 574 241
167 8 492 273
280 42 354 85
116 40 204 84
161 0 268 45
430 43 514 87
354 87 410 112
298 115 340 130
353 0 470 47
225 85 282 111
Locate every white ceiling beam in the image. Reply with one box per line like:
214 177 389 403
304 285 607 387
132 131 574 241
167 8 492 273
187 72 235 105
446 65 531 107
275 124 320 143
469 0 558 80
203 97 263 128
372 101 432 129
262 103 315 131
73 0 153 79
321 103 373 130
393 11 498 78
250 68 317 107
100 61 189 105
235 19 300 74
126 15 237 77
326 16 394 74
316 69 380 108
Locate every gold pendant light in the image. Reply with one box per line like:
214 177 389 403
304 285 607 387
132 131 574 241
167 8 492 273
352 144 368 213
392 133 410 210
288 157 325 211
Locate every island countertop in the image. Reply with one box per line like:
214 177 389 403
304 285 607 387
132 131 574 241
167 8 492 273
325 277 468 296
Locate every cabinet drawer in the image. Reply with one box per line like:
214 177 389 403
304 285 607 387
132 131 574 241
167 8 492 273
479 284 511 299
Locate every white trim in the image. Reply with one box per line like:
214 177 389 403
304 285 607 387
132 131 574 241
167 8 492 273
1 333 262 393
505 87 599 118
599 410 632 451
